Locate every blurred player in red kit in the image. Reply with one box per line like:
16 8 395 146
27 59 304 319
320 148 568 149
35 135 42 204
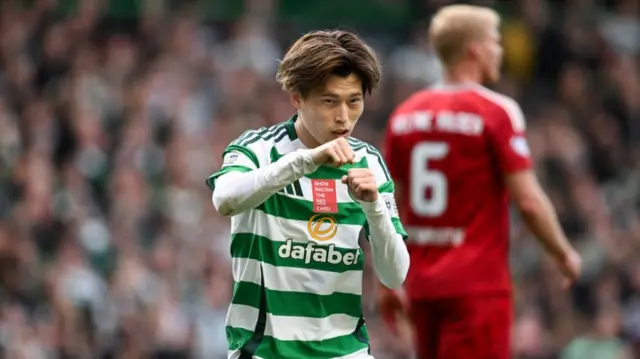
379 5 583 359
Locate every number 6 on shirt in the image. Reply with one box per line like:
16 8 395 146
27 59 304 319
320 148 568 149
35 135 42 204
410 141 449 217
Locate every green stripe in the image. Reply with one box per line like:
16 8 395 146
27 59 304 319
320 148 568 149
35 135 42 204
274 128 290 143
307 159 369 180
258 193 366 225
378 180 394 193
205 165 252 190
263 125 286 141
235 128 264 146
269 147 369 180
241 125 283 147
230 234 365 273
348 138 391 181
347 137 363 147
232 281 362 318
392 217 408 239
348 139 367 151
363 217 408 240
374 181 407 238
226 327 369 358
284 115 298 140
234 124 286 147
232 129 255 146
224 144 260 168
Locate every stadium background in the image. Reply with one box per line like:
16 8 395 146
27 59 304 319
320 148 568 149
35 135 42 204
0 0 638 358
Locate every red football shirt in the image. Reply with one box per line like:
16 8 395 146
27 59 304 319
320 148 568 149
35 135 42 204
383 83 532 299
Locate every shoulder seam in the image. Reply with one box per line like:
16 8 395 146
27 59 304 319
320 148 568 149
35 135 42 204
471 87 526 131
349 138 391 181
234 123 287 147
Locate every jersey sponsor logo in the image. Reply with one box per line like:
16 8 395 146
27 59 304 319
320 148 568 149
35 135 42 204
277 239 360 266
381 193 399 217
223 151 239 165
510 136 531 157
307 214 337 241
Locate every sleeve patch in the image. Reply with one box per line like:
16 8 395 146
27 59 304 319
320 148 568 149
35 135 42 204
223 151 240 165
381 192 399 217
510 136 531 157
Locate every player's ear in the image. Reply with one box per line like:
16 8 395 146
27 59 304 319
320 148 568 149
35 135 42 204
290 92 303 110
467 41 482 60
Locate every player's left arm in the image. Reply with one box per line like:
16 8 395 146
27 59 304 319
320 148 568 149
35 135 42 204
488 99 580 285
360 149 409 289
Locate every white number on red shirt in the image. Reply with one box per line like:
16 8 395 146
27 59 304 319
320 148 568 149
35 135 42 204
410 141 449 217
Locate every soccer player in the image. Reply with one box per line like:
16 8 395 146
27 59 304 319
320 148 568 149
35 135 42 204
206 30 410 359
380 5 582 359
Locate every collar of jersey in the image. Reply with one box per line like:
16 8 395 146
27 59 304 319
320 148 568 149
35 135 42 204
284 114 298 140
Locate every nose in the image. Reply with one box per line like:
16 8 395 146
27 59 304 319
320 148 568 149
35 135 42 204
335 103 349 123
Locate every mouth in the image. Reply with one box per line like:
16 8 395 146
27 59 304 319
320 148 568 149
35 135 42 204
331 129 350 137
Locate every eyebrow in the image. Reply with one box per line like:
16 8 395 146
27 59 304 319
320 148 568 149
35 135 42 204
320 92 363 98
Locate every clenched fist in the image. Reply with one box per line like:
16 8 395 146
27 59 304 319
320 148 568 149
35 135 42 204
311 138 355 167
341 168 378 202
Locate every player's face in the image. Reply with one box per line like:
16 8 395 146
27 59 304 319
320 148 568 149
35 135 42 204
293 73 364 147
478 24 503 83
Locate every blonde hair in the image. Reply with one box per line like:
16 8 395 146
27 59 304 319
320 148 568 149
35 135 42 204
429 5 500 66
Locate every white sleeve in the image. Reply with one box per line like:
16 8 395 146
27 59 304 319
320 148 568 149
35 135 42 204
360 198 409 289
212 149 319 216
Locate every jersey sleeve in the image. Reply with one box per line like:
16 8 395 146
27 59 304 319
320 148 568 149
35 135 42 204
362 147 408 240
487 99 533 174
370 181 408 240
205 143 260 191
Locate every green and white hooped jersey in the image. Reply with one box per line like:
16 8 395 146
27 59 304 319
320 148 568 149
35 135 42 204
206 115 407 359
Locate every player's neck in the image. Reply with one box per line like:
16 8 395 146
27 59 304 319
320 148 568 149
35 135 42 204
294 114 322 149
444 64 483 86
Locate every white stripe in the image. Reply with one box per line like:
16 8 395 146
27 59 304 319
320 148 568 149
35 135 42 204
227 348 370 359
227 304 361 341
227 350 266 359
233 257 362 295
334 348 374 359
472 86 526 131
231 210 362 249
275 137 304 154
221 150 257 170
226 303 258 332
354 147 390 186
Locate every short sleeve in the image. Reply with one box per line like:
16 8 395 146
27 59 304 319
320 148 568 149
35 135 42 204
205 144 260 190
487 98 532 174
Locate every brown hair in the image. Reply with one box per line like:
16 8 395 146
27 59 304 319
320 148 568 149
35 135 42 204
276 30 381 97
429 5 500 66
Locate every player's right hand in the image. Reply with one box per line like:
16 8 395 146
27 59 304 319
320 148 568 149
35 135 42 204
556 248 582 289
310 138 355 167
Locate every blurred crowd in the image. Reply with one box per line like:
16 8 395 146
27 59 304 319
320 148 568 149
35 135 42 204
0 0 638 358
